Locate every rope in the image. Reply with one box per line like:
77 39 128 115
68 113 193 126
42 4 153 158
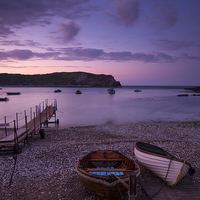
151 157 173 199
136 182 152 200
57 110 64 119
75 165 130 187
111 174 129 189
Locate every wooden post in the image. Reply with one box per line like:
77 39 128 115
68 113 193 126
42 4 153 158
49 105 50 118
16 113 18 129
30 107 32 120
40 111 41 125
42 101 44 111
25 113 28 144
4 116 7 136
129 172 136 200
45 100 47 121
13 120 19 153
34 112 36 134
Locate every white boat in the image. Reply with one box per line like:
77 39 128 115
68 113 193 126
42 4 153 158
134 142 195 187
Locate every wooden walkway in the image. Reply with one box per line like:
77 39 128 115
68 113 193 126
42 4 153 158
0 105 54 152
139 180 200 199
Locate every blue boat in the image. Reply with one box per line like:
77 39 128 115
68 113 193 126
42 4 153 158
108 89 115 94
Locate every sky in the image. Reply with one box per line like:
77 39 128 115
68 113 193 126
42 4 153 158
0 0 200 86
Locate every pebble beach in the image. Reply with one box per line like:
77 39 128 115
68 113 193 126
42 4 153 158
0 121 200 199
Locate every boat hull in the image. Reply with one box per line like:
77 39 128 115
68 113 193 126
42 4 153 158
0 97 9 101
76 150 140 200
134 142 191 187
6 92 21 95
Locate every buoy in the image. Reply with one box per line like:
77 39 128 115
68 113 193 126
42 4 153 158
39 129 45 139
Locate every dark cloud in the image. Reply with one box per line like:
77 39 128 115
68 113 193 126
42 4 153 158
0 48 179 63
58 20 81 43
7 50 34 60
155 4 179 30
114 0 139 27
155 52 177 63
153 39 194 50
0 40 44 47
180 53 200 61
0 0 91 37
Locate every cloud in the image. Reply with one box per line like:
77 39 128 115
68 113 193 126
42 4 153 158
114 0 139 27
7 50 34 60
155 4 179 30
0 48 180 63
0 39 44 48
58 20 81 43
153 39 194 50
180 53 200 61
0 0 91 37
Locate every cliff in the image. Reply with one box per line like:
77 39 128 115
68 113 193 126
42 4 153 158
0 72 122 87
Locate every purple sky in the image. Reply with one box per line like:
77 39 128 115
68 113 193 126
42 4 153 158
0 0 200 85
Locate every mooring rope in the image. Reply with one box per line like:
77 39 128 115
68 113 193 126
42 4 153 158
111 174 129 189
151 157 173 199
9 152 17 187
75 165 130 187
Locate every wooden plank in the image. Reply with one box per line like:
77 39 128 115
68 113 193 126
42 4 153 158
84 168 134 172
88 158 123 162
0 128 28 142
0 106 52 148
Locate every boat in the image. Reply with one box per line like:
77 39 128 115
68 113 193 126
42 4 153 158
134 89 141 92
76 150 140 200
177 94 189 97
6 92 21 95
108 88 115 94
54 89 62 93
0 97 9 102
134 142 195 187
75 90 82 94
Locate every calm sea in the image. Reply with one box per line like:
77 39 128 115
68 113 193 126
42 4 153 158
0 86 199 128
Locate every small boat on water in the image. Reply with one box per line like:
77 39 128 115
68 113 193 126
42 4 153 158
0 97 9 102
134 142 195 187
54 89 62 93
75 90 82 94
7 92 21 95
76 150 140 200
108 88 115 94
134 89 141 92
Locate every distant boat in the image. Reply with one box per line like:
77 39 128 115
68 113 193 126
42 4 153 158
134 89 141 92
76 150 140 200
177 94 189 97
7 92 21 95
108 88 115 94
75 90 82 94
0 97 9 102
134 142 195 187
54 89 62 93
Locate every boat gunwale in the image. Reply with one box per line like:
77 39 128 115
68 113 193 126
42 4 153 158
77 150 140 181
135 142 191 166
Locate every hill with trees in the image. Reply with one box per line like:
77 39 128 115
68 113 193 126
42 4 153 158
0 72 122 87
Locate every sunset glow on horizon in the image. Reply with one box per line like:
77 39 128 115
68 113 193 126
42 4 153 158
0 0 200 86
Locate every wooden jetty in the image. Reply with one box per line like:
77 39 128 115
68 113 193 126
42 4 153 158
0 99 57 153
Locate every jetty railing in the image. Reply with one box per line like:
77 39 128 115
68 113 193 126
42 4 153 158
0 99 57 152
